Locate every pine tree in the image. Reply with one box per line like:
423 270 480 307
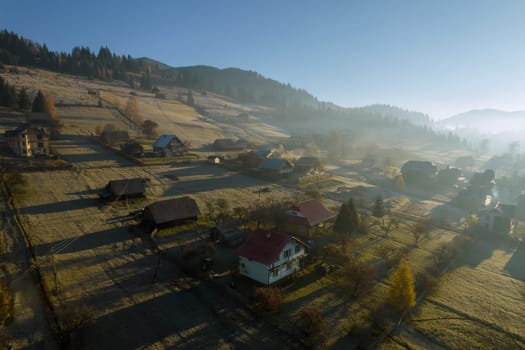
347 198 360 234
186 90 195 106
372 195 386 219
387 257 416 310
17 88 31 111
334 203 351 236
32 90 45 112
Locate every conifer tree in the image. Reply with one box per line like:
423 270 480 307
186 90 195 106
387 256 416 310
32 90 45 112
347 198 360 234
17 88 31 111
334 203 351 237
372 195 386 219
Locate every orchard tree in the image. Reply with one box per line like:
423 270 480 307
142 119 159 138
125 95 142 125
411 217 432 246
343 257 376 297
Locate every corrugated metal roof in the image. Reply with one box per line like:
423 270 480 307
296 199 336 226
106 178 146 197
239 229 291 265
144 196 200 225
258 158 292 170
153 135 176 148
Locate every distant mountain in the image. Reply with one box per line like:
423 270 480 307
442 109 525 134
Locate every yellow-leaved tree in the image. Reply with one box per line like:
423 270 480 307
387 256 416 310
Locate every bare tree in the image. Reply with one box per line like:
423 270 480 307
411 217 432 246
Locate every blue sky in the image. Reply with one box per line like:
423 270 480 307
2 0 525 119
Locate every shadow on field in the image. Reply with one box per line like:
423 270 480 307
455 238 496 268
53 134 133 167
20 198 98 215
66 189 101 196
504 247 525 281
35 227 132 255
80 287 241 349
164 173 258 196
164 164 232 177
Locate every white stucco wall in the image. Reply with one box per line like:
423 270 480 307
240 241 305 285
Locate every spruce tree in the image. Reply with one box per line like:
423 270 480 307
372 195 385 219
186 90 195 106
17 88 30 111
334 203 351 236
32 90 45 112
347 198 360 234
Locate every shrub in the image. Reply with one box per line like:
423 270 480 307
254 287 282 312
298 306 324 336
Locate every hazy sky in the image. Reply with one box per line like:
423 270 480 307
2 0 525 119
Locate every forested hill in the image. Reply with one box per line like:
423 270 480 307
0 30 323 109
0 29 431 126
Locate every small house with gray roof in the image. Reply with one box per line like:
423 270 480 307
153 134 187 156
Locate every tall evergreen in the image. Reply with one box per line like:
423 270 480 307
32 90 45 112
17 88 30 111
347 198 360 234
334 203 351 236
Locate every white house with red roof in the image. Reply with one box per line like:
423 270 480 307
238 229 306 285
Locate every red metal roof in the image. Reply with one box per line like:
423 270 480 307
296 199 336 226
239 229 291 265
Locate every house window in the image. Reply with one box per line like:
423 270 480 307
240 263 245 268
283 249 291 258
37 142 43 148
272 270 279 277
295 245 301 254
287 263 292 270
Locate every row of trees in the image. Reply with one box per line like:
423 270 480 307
0 77 57 119
0 30 147 82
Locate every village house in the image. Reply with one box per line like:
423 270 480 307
294 156 321 172
401 160 438 185
100 129 129 145
478 202 516 234
207 155 223 164
283 199 336 238
437 166 463 186
238 229 306 285
212 138 248 151
153 134 187 157
237 148 275 168
100 178 147 201
4 125 50 157
142 196 200 228
257 158 293 178
120 142 144 157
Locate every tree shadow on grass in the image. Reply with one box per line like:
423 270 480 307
19 198 98 215
34 226 133 255
504 246 525 281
